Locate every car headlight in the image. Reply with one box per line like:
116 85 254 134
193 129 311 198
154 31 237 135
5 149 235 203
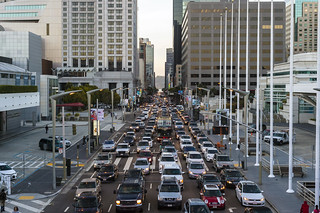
97 175 102 178
148 158 152 162
116 200 120 205
204 199 208 204
77 193 81 197
177 197 182 201
180 179 183 184
202 171 206 174
260 198 265 201
158 196 163 201
220 199 225 204
189 171 193 174
137 199 142 204
243 197 249 201
227 181 232 184
125 150 129 153
145 168 149 171
221 185 225 190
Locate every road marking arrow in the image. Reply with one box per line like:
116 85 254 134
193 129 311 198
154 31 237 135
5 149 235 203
228 207 236 212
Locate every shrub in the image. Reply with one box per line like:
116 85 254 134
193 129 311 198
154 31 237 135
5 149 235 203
0 85 37 93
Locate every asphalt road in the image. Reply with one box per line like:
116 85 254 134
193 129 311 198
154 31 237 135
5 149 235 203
43 110 273 213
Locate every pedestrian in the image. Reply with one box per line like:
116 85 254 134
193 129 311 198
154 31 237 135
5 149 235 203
45 125 49 134
12 206 20 213
134 113 136 119
314 205 320 213
82 136 86 146
0 189 7 212
300 201 309 213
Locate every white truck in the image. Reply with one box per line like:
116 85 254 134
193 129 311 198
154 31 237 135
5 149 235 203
264 129 296 145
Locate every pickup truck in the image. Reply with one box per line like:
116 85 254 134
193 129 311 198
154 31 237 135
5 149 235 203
264 129 296 145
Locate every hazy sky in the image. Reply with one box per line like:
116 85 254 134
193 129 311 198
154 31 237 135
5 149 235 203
138 0 173 77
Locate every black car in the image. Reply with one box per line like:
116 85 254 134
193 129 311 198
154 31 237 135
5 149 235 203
114 178 147 212
220 169 244 188
124 169 145 183
160 139 174 153
244 207 273 213
197 174 225 194
73 192 103 213
123 136 135 146
182 146 196 159
97 164 118 182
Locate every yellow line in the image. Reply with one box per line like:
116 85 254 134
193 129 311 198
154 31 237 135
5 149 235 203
19 196 34 200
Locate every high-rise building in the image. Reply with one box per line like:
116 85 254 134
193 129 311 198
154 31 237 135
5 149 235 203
139 38 155 88
165 48 174 88
181 0 286 90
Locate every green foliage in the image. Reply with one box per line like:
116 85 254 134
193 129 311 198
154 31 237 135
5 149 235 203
0 85 38 93
75 113 80 117
145 87 157 96
66 113 71 117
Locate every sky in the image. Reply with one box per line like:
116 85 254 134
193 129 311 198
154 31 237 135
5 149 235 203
138 0 173 77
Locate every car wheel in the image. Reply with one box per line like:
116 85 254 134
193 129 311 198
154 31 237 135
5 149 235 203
280 141 283 145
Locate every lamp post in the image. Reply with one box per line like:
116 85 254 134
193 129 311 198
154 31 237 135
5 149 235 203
245 0 249 158
229 0 234 146
111 87 123 131
198 87 210 130
219 13 223 110
87 88 106 157
314 88 320 205
224 87 249 169
236 0 241 151
50 90 81 190
224 7 228 109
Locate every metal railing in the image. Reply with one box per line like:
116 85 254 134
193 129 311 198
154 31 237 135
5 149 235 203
297 181 317 206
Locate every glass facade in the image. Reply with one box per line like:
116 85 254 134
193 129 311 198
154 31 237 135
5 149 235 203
295 0 317 23
5 5 46 10
0 12 38 17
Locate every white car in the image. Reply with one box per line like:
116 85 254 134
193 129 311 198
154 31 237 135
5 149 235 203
204 148 219 162
49 136 71 148
162 146 178 161
200 142 214 153
186 151 203 164
180 141 193 151
137 141 150 153
161 164 184 189
235 181 265 207
116 143 130 157
0 163 17 180
102 140 115 152
126 131 136 140
142 136 153 147
180 135 192 143
158 154 177 173
133 158 150 175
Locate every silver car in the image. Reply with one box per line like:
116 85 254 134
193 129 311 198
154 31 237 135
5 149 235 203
187 162 207 179
75 178 101 199
102 140 115 152
133 158 150 175
116 143 130 157
157 177 182 209
162 146 178 161
137 141 150 153
93 153 113 170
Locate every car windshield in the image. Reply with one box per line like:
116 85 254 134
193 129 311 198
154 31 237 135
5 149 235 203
190 205 209 213
190 164 204 169
203 143 213 147
119 184 141 194
198 134 206 138
204 176 218 181
164 148 175 152
204 190 222 197
190 154 201 159
226 171 242 177
142 137 151 140
181 136 190 139
160 184 179 192
118 145 129 149
184 147 196 152
243 184 261 193
217 156 231 161
78 182 96 189
163 169 181 175
161 157 175 162
139 142 149 146
100 166 114 172
135 160 148 165
104 141 114 144
139 152 151 157
176 122 183 125
75 197 98 208
125 136 133 141
97 155 109 160
193 128 200 131
207 149 218 154
131 123 138 127
274 133 285 137
0 165 12 171
183 141 192 145
178 131 185 134
127 133 134 136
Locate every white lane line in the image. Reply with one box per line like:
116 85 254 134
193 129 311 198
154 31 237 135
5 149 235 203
108 204 113 212
150 183 152 189
123 157 133 171
64 206 69 212
4 207 13 213
90 171 97 178
33 161 44 168
7 162 16 167
148 203 151 211
114 158 121 166
9 200 39 212
150 157 156 170
117 184 121 190
28 161 41 168
11 162 23 168
31 200 46 205
28 156 39 161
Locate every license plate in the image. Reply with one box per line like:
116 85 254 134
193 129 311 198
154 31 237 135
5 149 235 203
212 205 217 208
167 204 172 207
253 202 257 204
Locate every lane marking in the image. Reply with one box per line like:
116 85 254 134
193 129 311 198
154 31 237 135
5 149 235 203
150 183 152 189
148 203 151 211
114 158 121 166
11 162 23 168
90 171 97 178
117 184 121 190
228 207 236 212
31 200 46 205
64 206 69 212
108 204 113 212
9 200 39 212
123 157 133 171
150 157 156 170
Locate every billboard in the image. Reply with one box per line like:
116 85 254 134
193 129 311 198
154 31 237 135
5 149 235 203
91 109 104 121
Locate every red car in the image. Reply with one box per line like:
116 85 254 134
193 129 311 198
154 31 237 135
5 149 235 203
200 184 225 210
137 150 153 164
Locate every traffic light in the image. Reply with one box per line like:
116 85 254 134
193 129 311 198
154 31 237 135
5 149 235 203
221 111 227 125
72 124 76 135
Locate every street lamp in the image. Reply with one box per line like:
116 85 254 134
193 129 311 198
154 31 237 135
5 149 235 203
198 87 210 131
224 87 249 170
50 89 81 190
111 87 123 131
86 88 108 157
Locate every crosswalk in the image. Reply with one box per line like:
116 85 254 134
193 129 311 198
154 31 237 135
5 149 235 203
4 198 51 213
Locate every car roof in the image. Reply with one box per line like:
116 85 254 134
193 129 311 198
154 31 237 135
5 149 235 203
188 151 201 154
135 158 148 162
81 178 96 182
240 180 256 185
188 198 206 205
204 184 220 190
118 143 129 145
161 153 175 157
163 163 180 169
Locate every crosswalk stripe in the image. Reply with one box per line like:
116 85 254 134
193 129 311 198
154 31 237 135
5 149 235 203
114 158 121 166
8 200 39 212
4 206 14 213
7 162 15 167
11 162 23 168
32 200 47 205
123 157 133 171
150 157 156 170
28 161 42 168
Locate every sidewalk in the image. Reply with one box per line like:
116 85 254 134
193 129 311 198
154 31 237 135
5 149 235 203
206 130 312 213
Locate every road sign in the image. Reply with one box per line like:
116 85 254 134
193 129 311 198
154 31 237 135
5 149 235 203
58 148 63 154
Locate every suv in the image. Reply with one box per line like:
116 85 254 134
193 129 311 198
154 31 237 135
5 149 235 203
116 143 130 157
213 155 234 172
161 164 184 189
157 177 182 209
114 178 147 212
102 140 115 152
75 178 101 199
93 153 113 170
39 138 62 151
73 192 103 213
